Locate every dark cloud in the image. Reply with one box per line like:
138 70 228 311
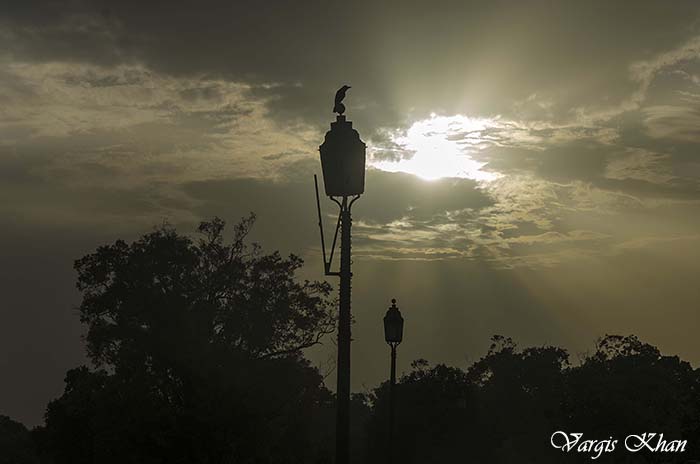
359 170 493 222
262 150 304 161
61 67 150 88
3 0 699 132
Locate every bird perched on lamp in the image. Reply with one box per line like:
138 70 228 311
333 85 351 115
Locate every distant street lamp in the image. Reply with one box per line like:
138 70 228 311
314 86 366 464
383 298 404 464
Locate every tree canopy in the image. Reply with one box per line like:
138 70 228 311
39 216 338 464
365 334 700 464
0 415 40 464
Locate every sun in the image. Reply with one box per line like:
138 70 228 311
369 114 501 182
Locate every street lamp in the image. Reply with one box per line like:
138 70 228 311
318 115 366 197
384 299 404 345
314 86 366 464
383 298 404 464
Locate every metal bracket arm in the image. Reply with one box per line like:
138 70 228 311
314 175 360 277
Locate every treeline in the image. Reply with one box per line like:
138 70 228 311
1 217 698 463
365 334 700 463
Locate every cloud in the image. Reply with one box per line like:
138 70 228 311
0 0 698 269
630 35 700 106
0 60 323 175
2 1 699 132
604 148 675 184
643 105 700 142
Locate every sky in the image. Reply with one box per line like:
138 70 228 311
1 0 700 426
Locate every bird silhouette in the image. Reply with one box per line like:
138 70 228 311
333 85 351 114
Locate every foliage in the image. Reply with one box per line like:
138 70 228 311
40 216 337 463
0 415 40 464
366 334 700 464
74 215 335 369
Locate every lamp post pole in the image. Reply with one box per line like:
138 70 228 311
383 299 404 464
315 86 366 464
388 342 397 464
336 195 353 464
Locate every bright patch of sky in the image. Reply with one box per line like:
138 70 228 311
369 114 502 182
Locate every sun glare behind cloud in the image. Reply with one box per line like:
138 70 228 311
369 114 502 182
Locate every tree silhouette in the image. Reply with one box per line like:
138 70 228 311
0 415 40 464
5 215 699 463
366 359 474 462
366 334 700 464
39 215 338 463
564 335 700 463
